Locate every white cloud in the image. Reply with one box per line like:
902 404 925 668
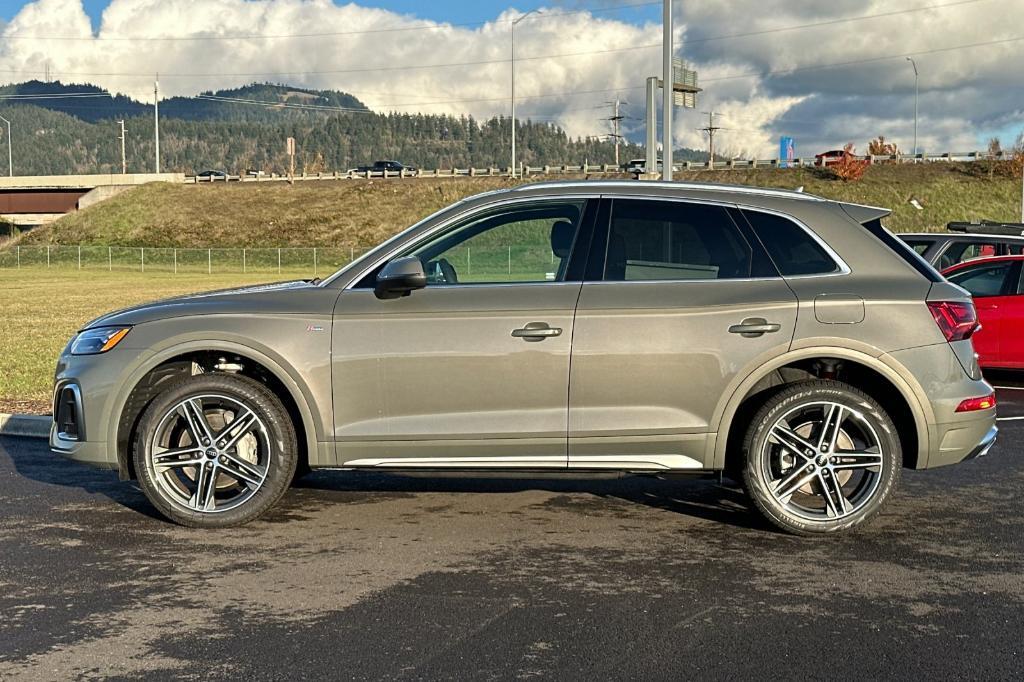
1 0 1022 156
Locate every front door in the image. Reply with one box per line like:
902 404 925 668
568 197 799 470
331 198 593 467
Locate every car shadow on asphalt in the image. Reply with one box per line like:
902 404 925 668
1 437 770 532
290 470 773 532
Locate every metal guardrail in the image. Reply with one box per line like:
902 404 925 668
184 151 1018 184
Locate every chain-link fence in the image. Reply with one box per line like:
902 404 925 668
0 245 374 276
0 244 564 281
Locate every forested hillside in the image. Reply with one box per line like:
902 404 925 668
0 80 707 175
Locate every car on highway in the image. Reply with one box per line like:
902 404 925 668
50 181 997 534
351 160 418 176
900 221 1024 270
943 254 1024 370
196 169 229 180
813 149 867 167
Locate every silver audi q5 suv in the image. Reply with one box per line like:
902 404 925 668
51 181 998 534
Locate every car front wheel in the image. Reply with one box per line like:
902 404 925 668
133 373 298 528
741 380 901 535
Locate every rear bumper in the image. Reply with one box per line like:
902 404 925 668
927 420 997 468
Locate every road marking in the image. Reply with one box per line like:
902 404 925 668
993 386 1024 391
996 416 1024 421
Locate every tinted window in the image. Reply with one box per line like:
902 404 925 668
947 262 1016 297
902 239 933 255
859 219 942 283
405 200 585 285
742 210 839 276
937 241 999 270
604 200 754 281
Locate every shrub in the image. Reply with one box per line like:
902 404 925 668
831 143 866 182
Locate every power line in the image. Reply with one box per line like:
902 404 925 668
4 32 1020 114
0 1 662 42
0 0 989 80
679 0 988 47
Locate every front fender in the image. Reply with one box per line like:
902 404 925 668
108 334 329 477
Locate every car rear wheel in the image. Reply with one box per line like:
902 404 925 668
133 373 297 528
741 380 901 535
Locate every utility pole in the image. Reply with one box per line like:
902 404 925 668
510 10 538 179
153 78 161 174
662 0 673 181
0 115 11 176
117 120 126 174
605 99 625 167
645 77 657 176
699 111 722 165
906 57 919 156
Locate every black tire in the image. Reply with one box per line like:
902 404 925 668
133 373 298 528
741 380 901 536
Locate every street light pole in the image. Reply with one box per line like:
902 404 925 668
906 57 918 157
662 0 673 181
0 115 11 176
511 10 538 179
117 120 127 174
154 78 161 174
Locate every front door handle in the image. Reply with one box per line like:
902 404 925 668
729 318 782 337
512 322 562 341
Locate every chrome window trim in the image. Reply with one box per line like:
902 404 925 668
733 203 852 279
342 194 600 291
597 193 851 282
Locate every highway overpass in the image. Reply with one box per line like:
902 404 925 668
0 173 184 227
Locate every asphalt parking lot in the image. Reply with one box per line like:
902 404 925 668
2 385 1023 680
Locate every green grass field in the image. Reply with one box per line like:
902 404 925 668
0 268 310 415
4 163 1021 253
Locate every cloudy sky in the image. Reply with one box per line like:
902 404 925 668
1 0 1022 157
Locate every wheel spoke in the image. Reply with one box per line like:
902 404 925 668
180 398 214 447
218 453 265 488
769 424 816 461
190 464 218 511
817 470 848 518
152 446 204 471
817 404 845 453
215 409 257 452
772 466 817 501
831 451 884 470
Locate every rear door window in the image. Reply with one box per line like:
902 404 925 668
603 199 760 281
740 210 839 276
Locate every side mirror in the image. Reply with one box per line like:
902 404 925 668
375 256 427 299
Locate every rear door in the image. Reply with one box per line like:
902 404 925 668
567 197 798 471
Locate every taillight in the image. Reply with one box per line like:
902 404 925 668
927 301 979 342
956 393 996 412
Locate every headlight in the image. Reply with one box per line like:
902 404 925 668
70 326 132 355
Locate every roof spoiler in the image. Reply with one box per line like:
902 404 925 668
947 220 1024 237
839 202 890 224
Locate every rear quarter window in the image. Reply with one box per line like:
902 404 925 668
859 218 943 283
740 210 839 276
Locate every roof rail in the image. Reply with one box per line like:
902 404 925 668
947 220 1024 237
509 179 826 202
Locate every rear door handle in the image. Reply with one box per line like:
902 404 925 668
729 318 781 337
512 322 562 341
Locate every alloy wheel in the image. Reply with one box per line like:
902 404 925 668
760 401 885 522
146 393 272 514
